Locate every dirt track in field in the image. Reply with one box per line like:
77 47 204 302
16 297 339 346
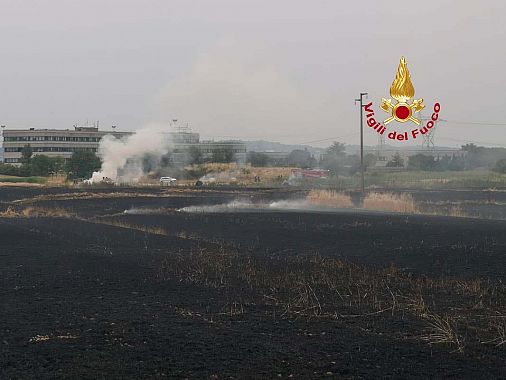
1 186 506 379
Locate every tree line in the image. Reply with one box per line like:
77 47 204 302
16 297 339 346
2 142 505 179
248 143 378 176
0 144 101 178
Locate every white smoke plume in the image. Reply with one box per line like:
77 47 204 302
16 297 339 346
151 41 338 144
175 199 318 213
91 123 170 183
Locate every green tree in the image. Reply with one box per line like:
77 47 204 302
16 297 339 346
50 156 66 173
386 153 404 168
0 163 23 176
461 143 479 153
211 147 234 163
21 144 33 165
326 141 346 156
320 155 342 174
408 154 436 171
321 142 346 174
66 150 101 179
287 149 316 168
364 153 377 170
30 155 52 176
346 154 361 175
461 144 506 169
493 158 506 174
188 146 204 165
247 151 270 167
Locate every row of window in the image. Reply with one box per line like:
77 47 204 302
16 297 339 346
4 136 102 142
201 149 246 154
173 149 246 154
4 147 97 153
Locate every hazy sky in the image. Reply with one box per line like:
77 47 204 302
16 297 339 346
1 0 505 147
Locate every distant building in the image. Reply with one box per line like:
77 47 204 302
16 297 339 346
198 140 247 163
168 124 246 164
258 151 290 162
1 123 247 166
1 125 132 165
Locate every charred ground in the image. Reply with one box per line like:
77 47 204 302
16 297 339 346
1 186 506 379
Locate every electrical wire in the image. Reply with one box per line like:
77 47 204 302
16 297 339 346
441 120 506 126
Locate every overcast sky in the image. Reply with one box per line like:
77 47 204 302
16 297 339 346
0 0 505 147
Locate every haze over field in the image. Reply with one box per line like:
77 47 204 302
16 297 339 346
0 0 505 147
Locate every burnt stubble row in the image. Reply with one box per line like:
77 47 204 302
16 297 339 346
1 187 505 379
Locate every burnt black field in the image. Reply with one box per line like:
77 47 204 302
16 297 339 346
1 186 506 379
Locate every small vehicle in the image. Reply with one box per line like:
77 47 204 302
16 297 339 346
160 176 177 186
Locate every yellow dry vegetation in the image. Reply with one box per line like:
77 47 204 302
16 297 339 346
363 192 418 213
0 206 75 218
306 189 353 208
185 163 294 185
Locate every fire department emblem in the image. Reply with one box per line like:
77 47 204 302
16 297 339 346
380 57 424 125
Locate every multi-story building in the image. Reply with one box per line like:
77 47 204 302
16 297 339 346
1 123 247 166
1 125 132 165
197 140 247 163
167 124 247 164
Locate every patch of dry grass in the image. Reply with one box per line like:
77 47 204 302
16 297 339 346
184 163 294 185
29 334 78 343
0 206 76 218
23 207 75 218
0 206 22 218
94 220 168 236
422 314 464 352
0 182 44 187
14 191 163 204
306 189 353 208
156 247 506 353
363 192 418 213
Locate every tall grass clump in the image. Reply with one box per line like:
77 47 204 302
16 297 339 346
306 189 353 208
363 192 417 213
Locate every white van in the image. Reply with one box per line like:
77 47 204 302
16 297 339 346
159 176 177 186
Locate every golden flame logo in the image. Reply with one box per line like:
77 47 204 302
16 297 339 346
390 57 414 102
381 57 424 125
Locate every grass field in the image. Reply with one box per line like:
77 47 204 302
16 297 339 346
183 165 506 190
1 166 505 190
329 170 506 190
0 175 47 184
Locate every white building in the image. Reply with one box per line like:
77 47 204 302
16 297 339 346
1 123 247 165
2 125 132 165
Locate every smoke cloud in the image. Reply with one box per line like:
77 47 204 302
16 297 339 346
151 42 338 143
91 123 170 183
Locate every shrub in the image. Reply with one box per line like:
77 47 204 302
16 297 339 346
493 158 506 174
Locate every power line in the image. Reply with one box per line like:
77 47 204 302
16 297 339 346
443 120 506 126
436 136 506 148
295 132 359 145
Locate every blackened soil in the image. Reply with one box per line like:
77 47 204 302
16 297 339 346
1 187 506 379
115 210 506 279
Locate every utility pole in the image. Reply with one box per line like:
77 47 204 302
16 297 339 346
355 92 368 194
